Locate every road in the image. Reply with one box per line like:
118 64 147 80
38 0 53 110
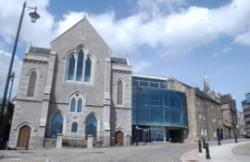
0 143 195 162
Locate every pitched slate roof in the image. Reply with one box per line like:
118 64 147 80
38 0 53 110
194 88 220 104
111 57 127 65
220 94 232 104
29 47 50 55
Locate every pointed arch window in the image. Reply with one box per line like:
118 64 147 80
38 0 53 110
76 49 84 81
51 113 63 138
84 56 92 82
65 49 92 83
27 71 37 97
117 80 123 105
77 98 82 112
70 98 76 112
85 114 97 139
69 94 84 112
71 122 78 133
66 54 75 80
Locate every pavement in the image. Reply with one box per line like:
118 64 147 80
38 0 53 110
181 139 250 162
0 142 195 162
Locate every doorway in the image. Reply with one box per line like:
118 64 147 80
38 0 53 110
17 125 31 149
115 130 124 145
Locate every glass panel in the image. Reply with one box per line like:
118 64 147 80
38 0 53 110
70 98 76 112
164 107 171 123
76 49 84 81
85 115 97 139
77 99 82 112
67 54 75 80
51 113 63 138
71 122 78 133
160 83 167 89
150 128 164 141
27 71 37 97
150 107 163 125
138 107 150 124
117 81 123 105
132 77 187 127
84 56 92 82
140 81 149 87
150 82 159 88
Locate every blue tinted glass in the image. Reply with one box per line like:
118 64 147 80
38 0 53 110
150 82 159 88
160 83 167 89
51 113 63 138
150 107 163 124
70 98 76 112
71 122 78 132
85 115 97 138
247 93 250 103
132 77 187 127
84 56 91 82
77 99 82 112
140 81 149 87
67 54 75 80
76 50 84 81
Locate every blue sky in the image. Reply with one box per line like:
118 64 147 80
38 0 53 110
0 0 250 111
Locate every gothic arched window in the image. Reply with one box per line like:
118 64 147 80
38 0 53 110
85 114 97 139
84 56 92 82
51 113 63 138
76 49 84 81
71 122 78 133
117 80 123 105
27 71 37 97
70 98 76 112
66 54 75 80
77 98 82 112
69 94 84 112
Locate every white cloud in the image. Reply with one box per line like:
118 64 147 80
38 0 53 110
0 0 55 47
0 50 22 98
234 30 250 46
1 0 250 94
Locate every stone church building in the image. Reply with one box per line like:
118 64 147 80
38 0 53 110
8 18 132 149
8 17 237 150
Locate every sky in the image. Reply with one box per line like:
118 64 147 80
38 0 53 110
0 0 250 111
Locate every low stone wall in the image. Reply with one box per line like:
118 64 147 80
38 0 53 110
44 138 56 148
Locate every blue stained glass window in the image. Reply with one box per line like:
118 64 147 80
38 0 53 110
77 99 82 112
71 122 78 133
51 113 63 138
84 56 92 82
85 115 97 139
76 49 84 81
70 98 76 112
67 54 75 80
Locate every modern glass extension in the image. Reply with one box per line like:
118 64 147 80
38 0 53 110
132 76 188 143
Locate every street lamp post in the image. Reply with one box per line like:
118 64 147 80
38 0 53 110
0 1 40 149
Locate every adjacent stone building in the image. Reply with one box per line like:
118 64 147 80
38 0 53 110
220 94 237 139
242 93 250 137
167 78 223 142
8 18 132 149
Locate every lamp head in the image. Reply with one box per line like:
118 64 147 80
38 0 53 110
29 8 40 23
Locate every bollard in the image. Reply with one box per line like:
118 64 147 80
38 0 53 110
202 138 206 149
217 135 221 145
205 143 211 159
198 140 202 153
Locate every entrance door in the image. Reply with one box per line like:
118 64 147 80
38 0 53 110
17 125 31 149
115 130 124 145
